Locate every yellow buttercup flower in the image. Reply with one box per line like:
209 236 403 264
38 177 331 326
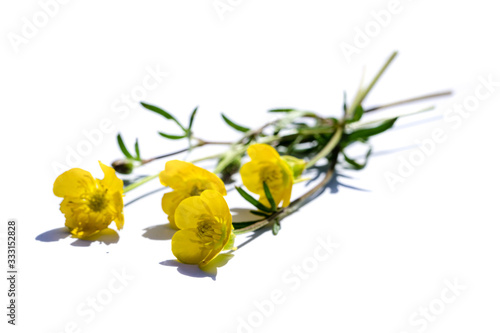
240 144 297 208
160 160 227 229
171 190 235 267
53 161 124 239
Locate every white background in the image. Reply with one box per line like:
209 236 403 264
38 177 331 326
1 0 499 332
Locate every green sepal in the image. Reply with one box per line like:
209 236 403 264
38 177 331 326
272 221 281 235
223 232 236 251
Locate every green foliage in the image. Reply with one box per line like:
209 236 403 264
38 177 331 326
221 114 250 133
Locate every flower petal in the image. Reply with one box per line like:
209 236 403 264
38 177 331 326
53 168 95 198
200 190 232 224
161 190 190 229
171 229 211 265
247 143 280 161
174 195 210 230
159 160 226 195
240 161 266 194
112 191 125 230
99 161 124 193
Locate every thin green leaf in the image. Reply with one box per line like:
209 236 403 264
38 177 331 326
268 108 296 113
134 139 141 160
272 221 281 235
353 105 364 122
158 132 187 140
342 147 372 170
343 91 347 113
250 210 270 217
221 114 250 133
117 134 133 159
263 181 277 212
235 186 272 213
233 221 264 230
141 102 186 132
347 118 397 143
188 106 198 131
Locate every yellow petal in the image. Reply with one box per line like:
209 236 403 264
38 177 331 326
172 229 211 265
161 190 190 229
201 190 232 224
159 160 226 195
240 161 265 194
99 161 124 193
112 191 125 230
247 143 280 161
53 168 95 198
174 195 210 230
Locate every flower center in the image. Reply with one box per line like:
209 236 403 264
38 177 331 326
260 167 282 187
197 218 223 245
190 186 203 196
87 191 108 212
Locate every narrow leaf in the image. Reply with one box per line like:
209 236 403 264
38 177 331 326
342 147 372 170
221 114 250 133
117 134 133 159
233 221 263 230
352 105 364 122
134 139 141 160
158 132 187 140
188 106 198 131
250 210 270 217
141 102 186 132
343 91 347 113
347 118 397 143
268 108 295 113
263 181 277 212
235 186 272 213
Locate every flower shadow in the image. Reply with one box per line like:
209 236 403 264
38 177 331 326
230 208 264 223
159 253 234 280
142 224 176 241
35 227 71 242
35 227 119 246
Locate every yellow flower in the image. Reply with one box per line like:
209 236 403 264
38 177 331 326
53 161 124 239
160 160 227 229
240 144 296 208
171 190 235 267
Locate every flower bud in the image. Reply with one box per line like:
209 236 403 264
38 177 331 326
282 155 306 180
111 159 137 174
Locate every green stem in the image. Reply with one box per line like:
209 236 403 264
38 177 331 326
345 51 398 118
123 173 160 193
304 127 343 169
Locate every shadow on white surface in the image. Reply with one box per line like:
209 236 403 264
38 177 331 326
142 224 176 240
124 187 165 207
36 227 119 246
160 253 235 280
